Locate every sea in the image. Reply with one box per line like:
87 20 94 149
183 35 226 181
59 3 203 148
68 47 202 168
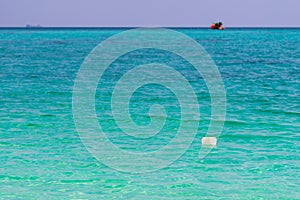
0 28 299 199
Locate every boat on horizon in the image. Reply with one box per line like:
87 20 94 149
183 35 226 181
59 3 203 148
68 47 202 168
210 22 225 30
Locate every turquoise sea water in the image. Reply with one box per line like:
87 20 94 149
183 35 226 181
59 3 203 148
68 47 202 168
0 28 300 199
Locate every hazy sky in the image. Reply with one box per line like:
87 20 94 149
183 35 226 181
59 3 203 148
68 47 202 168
1 0 299 27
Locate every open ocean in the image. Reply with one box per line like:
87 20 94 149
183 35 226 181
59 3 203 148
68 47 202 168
0 28 299 199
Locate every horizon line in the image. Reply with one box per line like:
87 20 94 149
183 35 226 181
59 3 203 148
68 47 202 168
1 26 300 29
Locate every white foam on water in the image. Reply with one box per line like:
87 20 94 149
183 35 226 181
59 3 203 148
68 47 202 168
201 137 217 147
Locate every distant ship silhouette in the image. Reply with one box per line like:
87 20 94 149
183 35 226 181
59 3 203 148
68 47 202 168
26 24 42 28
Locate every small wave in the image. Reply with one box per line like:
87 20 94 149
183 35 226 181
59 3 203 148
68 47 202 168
256 109 300 117
39 114 56 117
59 179 100 184
0 175 39 181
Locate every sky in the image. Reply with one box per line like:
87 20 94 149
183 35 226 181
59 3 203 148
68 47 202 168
0 0 299 27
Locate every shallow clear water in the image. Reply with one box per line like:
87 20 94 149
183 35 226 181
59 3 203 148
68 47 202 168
0 28 300 199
